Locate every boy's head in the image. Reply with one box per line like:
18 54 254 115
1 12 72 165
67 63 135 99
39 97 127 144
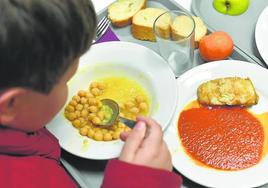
0 0 97 131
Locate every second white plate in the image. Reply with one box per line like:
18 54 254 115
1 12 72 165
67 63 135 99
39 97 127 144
165 60 268 188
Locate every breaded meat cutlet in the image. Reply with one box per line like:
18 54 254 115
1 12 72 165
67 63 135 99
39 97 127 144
197 77 259 106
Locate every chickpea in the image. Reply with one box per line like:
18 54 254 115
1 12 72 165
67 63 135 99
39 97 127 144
96 100 102 108
80 97 88 104
125 101 135 109
125 127 131 131
103 133 112 141
88 106 98 113
72 119 81 128
78 90 86 97
67 112 77 121
90 82 98 89
81 110 89 118
79 126 89 136
92 117 101 125
139 102 147 111
78 117 86 124
129 114 137 120
88 126 94 131
91 88 100 96
135 95 144 103
118 122 125 128
93 127 101 132
86 92 94 98
75 104 83 111
88 121 94 126
97 111 104 120
75 111 81 118
83 104 89 109
83 122 89 127
87 129 95 138
94 131 103 141
119 112 125 117
88 113 96 121
66 105 75 112
129 107 140 114
101 129 108 134
112 124 118 129
112 131 120 140
116 127 124 133
69 100 78 106
97 82 105 90
119 103 125 110
72 95 80 102
88 98 97 105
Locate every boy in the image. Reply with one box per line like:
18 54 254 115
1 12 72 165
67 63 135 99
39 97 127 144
0 0 182 187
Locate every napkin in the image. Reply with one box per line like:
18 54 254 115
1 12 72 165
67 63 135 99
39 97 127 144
95 27 120 43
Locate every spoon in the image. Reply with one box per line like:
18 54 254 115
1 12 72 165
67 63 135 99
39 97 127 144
100 99 137 129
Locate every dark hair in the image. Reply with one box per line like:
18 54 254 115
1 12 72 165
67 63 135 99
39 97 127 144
0 0 97 93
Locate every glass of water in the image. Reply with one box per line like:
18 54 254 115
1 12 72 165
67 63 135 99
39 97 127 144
153 10 195 77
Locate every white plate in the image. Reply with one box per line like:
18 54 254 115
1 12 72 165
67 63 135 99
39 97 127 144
46 41 178 160
255 6 268 65
164 60 268 188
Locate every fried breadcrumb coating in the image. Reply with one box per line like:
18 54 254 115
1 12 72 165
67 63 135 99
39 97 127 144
197 77 259 106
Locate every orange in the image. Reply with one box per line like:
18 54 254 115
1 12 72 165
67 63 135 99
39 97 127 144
199 31 234 61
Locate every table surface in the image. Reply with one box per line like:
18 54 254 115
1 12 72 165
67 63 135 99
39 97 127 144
91 0 192 13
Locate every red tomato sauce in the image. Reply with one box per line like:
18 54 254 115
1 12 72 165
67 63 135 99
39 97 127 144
178 106 264 170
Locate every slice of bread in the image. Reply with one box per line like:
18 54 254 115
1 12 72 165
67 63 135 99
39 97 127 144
132 8 170 42
193 17 207 48
171 16 207 48
108 0 147 27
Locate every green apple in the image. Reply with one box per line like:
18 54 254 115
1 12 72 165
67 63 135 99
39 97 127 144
213 0 249 16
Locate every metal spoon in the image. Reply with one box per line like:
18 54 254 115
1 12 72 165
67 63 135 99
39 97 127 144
100 99 137 129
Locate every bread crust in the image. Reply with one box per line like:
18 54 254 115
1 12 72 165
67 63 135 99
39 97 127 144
132 22 155 41
108 0 147 27
171 16 207 48
132 8 170 42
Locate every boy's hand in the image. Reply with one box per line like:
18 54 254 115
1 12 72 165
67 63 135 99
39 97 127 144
119 116 172 171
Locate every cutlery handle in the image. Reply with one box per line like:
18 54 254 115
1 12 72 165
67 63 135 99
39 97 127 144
119 117 150 138
119 117 136 129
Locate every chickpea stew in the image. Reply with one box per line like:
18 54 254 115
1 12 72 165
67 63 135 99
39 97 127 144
64 76 150 141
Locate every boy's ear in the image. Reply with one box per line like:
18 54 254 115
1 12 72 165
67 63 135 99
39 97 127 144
0 88 26 125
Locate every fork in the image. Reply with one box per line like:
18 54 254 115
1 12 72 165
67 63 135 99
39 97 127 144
93 16 111 43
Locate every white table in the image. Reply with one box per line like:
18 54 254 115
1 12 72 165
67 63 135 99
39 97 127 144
91 0 192 13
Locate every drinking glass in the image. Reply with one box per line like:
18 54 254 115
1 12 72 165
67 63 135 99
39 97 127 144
153 10 195 77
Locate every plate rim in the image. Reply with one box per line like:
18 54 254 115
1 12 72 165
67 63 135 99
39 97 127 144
255 5 268 65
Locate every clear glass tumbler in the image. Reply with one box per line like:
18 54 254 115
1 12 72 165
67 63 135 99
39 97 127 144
153 10 195 77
